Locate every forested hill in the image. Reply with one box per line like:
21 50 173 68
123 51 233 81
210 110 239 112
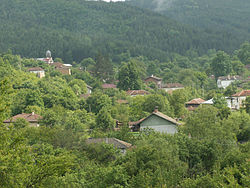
0 0 242 63
127 0 250 47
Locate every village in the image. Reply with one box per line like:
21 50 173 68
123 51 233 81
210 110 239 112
3 50 250 152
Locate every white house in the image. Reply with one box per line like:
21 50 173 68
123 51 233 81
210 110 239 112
229 90 250 110
28 67 45 78
217 75 241 89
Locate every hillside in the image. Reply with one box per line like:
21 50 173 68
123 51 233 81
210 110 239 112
0 0 242 63
128 0 250 46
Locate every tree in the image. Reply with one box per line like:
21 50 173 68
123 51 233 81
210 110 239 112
86 91 112 114
69 79 87 95
168 89 188 118
117 61 142 91
13 118 29 128
211 51 232 80
237 42 250 65
245 96 250 114
93 53 113 81
96 108 115 130
142 94 174 117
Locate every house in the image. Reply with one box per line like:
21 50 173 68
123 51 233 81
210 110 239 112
102 83 117 89
229 90 250 110
86 138 132 154
185 98 205 111
129 107 180 134
217 75 241 89
144 75 162 88
3 112 42 127
161 83 184 92
51 62 71 75
126 90 150 97
28 67 45 78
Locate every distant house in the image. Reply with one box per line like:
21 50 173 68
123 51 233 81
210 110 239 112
217 75 241 89
86 138 132 154
102 83 117 89
126 89 150 97
129 107 180 134
51 62 71 75
161 83 184 92
229 90 250 110
144 75 162 88
4 112 42 127
185 98 205 111
28 67 45 78
37 50 72 75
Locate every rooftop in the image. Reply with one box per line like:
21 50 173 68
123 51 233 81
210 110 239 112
186 98 206 105
127 90 150 96
218 75 241 81
145 75 162 81
232 90 250 97
86 138 132 149
102 83 117 89
4 113 42 123
28 67 44 71
129 109 180 126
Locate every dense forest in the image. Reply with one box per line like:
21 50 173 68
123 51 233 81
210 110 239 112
0 0 247 63
128 0 250 47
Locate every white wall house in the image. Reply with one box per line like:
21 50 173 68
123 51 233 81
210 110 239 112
217 75 241 89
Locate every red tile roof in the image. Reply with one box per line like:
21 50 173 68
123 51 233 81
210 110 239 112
186 98 206 105
127 90 150 96
232 90 250 97
28 67 44 71
4 113 42 123
162 83 184 88
102 83 117 89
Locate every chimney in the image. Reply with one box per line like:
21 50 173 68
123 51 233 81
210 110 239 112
154 106 159 113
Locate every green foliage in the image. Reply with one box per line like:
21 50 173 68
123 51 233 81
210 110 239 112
237 42 250 65
129 0 250 53
96 108 115 130
142 94 174 117
86 91 112 114
13 118 29 129
211 51 232 79
117 61 142 91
